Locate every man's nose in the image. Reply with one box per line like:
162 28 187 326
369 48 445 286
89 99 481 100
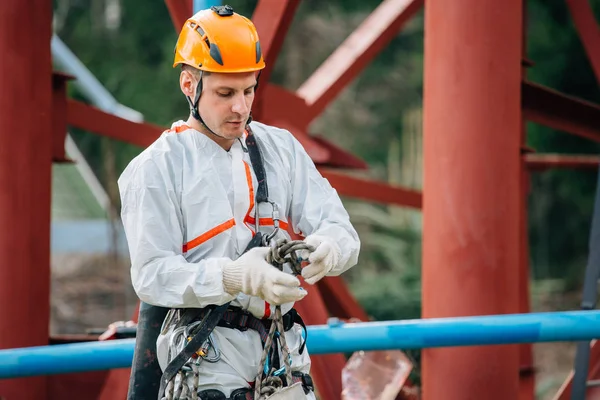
231 93 249 114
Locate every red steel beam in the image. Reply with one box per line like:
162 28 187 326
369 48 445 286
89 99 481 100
317 277 370 321
259 84 369 169
67 99 163 147
0 1 53 399
522 81 600 142
251 0 301 116
319 169 422 209
525 154 600 171
52 73 73 163
422 1 522 399
311 135 368 169
297 0 423 122
565 0 600 84
165 0 193 33
260 83 315 129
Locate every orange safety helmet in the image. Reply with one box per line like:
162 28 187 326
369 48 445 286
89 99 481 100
173 5 265 73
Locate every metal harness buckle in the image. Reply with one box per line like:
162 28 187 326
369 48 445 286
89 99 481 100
254 200 280 246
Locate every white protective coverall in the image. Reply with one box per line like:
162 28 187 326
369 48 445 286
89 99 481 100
118 120 360 397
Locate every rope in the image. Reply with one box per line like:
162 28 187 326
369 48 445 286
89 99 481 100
267 238 315 275
163 361 200 400
255 239 314 399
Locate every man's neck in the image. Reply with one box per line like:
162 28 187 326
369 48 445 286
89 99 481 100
186 115 235 151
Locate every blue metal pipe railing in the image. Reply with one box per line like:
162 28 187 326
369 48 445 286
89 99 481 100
1 310 600 379
51 35 143 123
193 0 221 14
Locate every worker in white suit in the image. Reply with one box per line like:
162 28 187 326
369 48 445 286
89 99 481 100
118 5 360 399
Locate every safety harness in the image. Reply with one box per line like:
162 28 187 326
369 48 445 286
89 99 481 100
127 127 314 400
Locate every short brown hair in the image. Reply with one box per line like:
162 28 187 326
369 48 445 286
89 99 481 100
181 64 210 77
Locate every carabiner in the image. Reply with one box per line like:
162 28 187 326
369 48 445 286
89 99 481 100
182 321 221 362
254 200 280 246
203 334 221 363
263 201 280 244
168 326 187 361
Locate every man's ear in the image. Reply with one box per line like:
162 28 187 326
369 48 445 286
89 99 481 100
179 71 196 97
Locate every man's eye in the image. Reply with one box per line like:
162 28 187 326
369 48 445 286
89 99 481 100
218 92 232 97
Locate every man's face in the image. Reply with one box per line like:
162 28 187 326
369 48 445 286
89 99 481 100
197 71 257 139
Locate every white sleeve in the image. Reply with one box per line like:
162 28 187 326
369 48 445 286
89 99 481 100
287 134 361 275
118 157 235 308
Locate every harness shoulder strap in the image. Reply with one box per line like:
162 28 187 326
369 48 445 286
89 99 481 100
245 126 268 203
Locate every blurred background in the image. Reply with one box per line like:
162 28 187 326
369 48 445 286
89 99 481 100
49 1 600 398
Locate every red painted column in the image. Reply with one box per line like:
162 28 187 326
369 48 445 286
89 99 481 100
422 1 522 399
0 1 53 399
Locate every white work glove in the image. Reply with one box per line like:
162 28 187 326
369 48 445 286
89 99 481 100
300 235 341 285
222 247 307 305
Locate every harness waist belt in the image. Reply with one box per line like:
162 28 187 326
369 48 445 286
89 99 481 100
189 306 304 345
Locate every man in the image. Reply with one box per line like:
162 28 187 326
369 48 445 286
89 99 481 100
118 5 360 399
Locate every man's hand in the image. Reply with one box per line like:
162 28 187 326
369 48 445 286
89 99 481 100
222 247 307 305
300 235 341 285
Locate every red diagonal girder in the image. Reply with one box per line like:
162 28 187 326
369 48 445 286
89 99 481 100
319 168 423 209
522 81 600 142
317 277 370 321
297 0 424 123
257 83 368 168
165 0 193 33
251 0 301 94
565 0 600 84
66 99 164 147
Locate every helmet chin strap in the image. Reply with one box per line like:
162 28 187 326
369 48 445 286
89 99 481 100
186 71 254 139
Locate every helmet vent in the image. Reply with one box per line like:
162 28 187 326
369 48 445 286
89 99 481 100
209 43 224 65
255 41 262 64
